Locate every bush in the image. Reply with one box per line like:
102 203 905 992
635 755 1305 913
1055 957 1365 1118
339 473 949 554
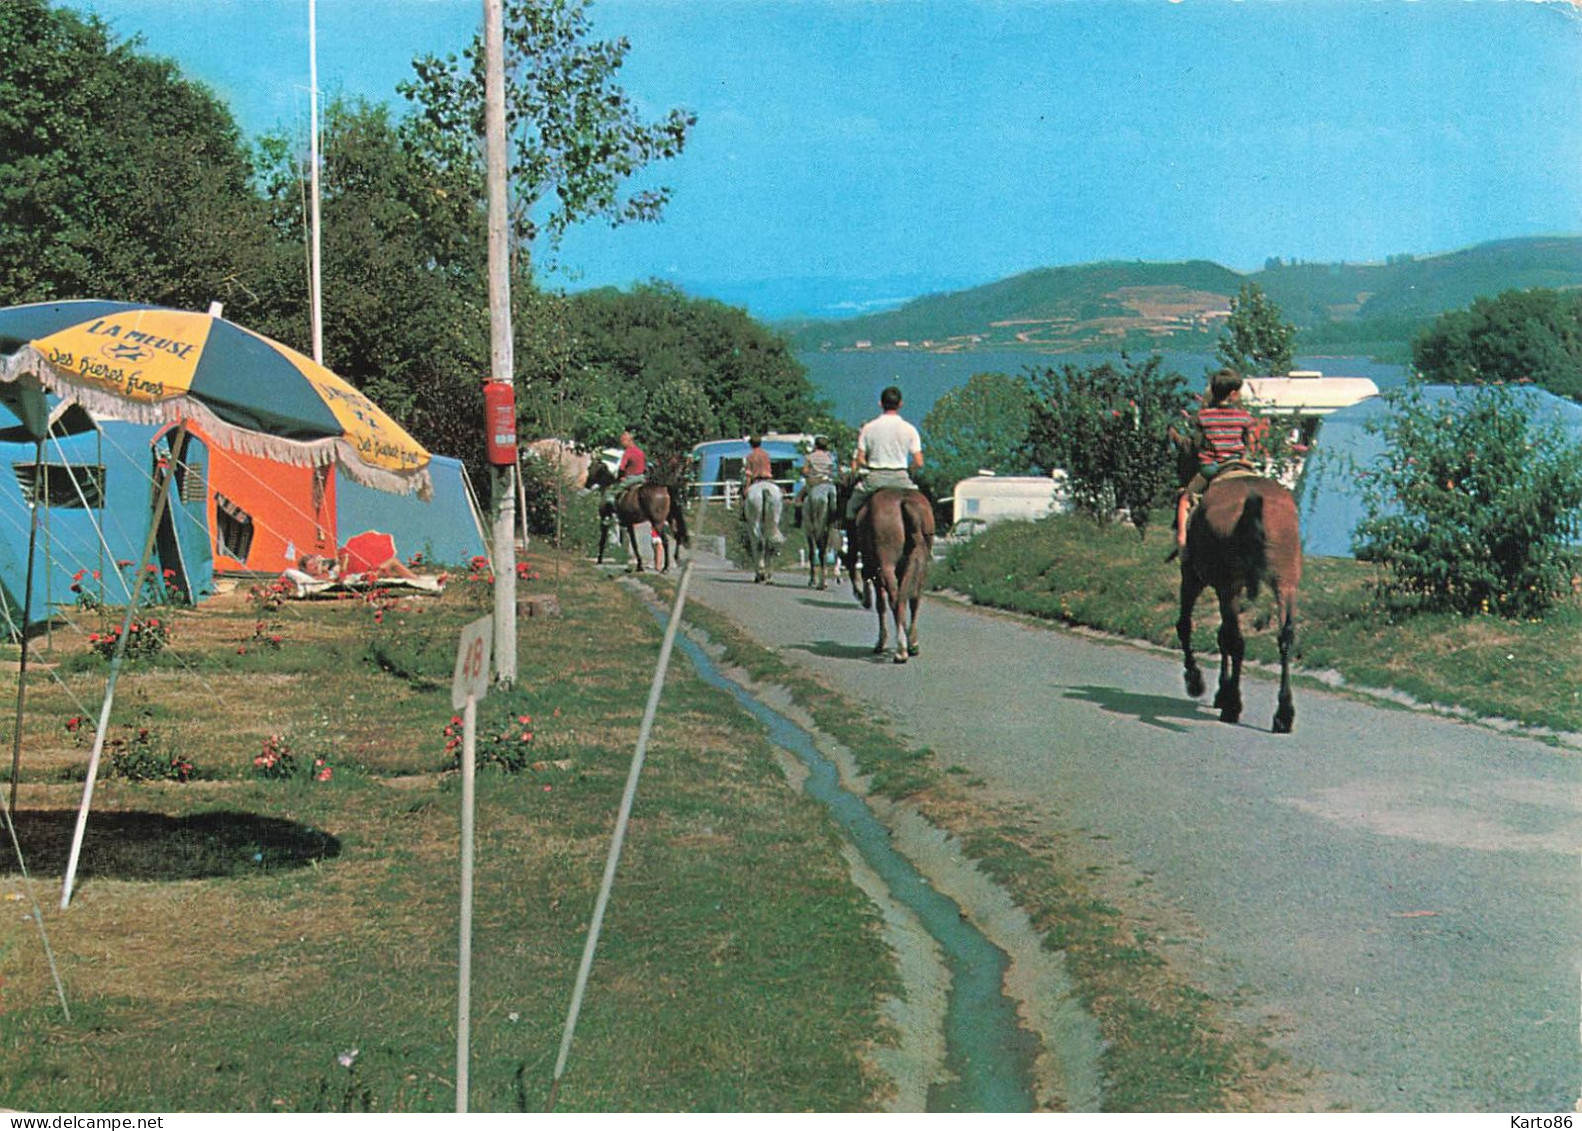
1353 380 1582 618
1026 353 1191 533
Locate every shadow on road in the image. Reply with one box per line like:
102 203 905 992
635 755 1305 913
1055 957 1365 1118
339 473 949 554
790 639 888 662
1062 684 1208 732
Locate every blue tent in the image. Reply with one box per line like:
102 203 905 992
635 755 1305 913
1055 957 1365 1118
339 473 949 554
692 434 815 498
1294 384 1582 558
0 400 213 632
335 454 487 567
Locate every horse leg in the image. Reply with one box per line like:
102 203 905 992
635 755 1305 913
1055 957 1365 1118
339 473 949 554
625 523 644 572
1214 590 1244 724
1273 584 1297 734
1177 572 1207 699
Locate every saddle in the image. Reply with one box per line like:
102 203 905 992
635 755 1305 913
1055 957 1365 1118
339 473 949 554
1208 459 1260 484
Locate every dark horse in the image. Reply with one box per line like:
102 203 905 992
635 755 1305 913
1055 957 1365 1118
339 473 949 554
846 485 935 663
586 460 690 572
1177 469 1302 733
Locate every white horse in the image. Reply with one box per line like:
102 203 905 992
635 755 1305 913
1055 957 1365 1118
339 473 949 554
742 479 785 583
802 481 840 590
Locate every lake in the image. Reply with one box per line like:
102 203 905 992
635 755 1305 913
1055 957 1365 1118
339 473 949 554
800 347 1409 425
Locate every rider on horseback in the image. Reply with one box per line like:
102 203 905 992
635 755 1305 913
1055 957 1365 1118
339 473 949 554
602 429 647 535
846 385 923 522
791 435 836 527
741 434 785 544
1175 368 1257 551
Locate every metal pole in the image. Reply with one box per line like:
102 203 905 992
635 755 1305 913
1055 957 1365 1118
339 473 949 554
553 560 695 1089
455 691 477 1112
60 425 186 909
8 435 45 814
484 0 517 686
308 0 324 364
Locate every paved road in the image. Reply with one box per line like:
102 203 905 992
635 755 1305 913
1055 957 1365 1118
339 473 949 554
679 547 1581 1113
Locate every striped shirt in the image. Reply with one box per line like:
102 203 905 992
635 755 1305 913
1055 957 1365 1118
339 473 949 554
1195 405 1255 465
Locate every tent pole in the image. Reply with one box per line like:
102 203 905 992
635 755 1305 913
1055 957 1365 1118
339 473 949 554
8 435 46 815
60 424 186 910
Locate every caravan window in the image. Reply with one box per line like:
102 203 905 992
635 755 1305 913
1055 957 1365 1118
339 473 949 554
13 463 106 508
213 492 255 561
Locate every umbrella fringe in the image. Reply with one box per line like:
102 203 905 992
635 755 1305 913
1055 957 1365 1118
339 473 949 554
3 346 432 499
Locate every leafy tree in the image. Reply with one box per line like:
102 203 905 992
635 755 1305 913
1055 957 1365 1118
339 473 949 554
1353 379 1582 618
0 0 278 312
557 281 820 455
255 97 492 466
1026 354 1191 534
1216 282 1296 377
1412 287 1582 401
398 0 694 264
916 371 1035 502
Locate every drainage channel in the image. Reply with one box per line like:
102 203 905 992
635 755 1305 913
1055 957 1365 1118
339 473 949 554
668 627 1042 1112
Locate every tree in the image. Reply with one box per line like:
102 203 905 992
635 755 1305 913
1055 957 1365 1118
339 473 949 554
1026 354 1191 533
255 97 493 466
917 371 1035 502
555 281 820 456
1412 287 1582 401
1353 379 1582 618
1216 282 1296 377
0 0 278 312
398 0 694 266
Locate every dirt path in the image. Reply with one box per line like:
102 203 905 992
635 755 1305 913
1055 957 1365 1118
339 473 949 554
678 547 1582 1113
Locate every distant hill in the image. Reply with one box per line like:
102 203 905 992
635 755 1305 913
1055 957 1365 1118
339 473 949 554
781 237 1582 359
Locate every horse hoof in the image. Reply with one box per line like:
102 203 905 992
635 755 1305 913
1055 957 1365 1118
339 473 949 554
1184 669 1205 698
1219 707 1241 725
1273 708 1295 734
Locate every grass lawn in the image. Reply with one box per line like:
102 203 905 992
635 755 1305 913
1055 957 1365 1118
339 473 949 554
0 553 892 1112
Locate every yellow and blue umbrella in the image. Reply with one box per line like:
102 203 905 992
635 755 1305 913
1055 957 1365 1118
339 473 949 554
0 299 431 498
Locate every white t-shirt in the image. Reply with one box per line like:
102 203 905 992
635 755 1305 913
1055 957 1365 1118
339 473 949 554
855 412 922 470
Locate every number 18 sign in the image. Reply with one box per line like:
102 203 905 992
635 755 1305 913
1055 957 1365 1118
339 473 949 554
452 616 494 709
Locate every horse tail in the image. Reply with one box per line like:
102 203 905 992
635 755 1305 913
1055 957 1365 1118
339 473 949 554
668 487 690 546
1236 489 1268 601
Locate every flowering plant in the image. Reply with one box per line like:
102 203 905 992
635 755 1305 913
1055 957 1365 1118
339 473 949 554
444 710 537 773
106 722 195 782
254 734 333 782
86 616 170 660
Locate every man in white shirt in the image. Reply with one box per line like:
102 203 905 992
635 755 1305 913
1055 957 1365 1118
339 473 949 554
846 384 923 520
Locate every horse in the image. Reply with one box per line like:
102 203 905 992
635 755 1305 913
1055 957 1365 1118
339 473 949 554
585 460 690 573
741 478 785 583
1176 468 1302 733
802 480 841 589
851 487 935 663
835 470 872 608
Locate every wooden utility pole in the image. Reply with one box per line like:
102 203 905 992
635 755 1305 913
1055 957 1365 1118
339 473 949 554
484 0 517 685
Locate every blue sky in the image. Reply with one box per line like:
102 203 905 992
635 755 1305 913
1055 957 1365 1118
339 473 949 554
72 0 1582 318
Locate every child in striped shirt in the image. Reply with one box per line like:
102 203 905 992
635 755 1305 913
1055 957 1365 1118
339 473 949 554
1175 368 1256 550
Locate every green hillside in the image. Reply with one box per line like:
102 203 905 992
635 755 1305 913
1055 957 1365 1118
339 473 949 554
784 236 1582 358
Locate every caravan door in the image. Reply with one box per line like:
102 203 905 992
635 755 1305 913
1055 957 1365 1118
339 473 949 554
151 428 214 603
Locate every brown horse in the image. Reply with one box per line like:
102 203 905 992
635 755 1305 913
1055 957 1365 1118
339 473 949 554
1177 470 1302 732
850 486 935 663
586 461 690 572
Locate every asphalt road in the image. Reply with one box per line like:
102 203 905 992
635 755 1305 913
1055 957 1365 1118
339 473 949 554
678 545 1581 1113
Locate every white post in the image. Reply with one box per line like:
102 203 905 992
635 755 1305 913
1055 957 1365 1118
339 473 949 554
455 691 477 1112
450 615 491 1113
308 0 324 364
484 0 517 686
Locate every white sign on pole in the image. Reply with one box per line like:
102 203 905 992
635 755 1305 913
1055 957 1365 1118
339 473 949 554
453 616 494 709
452 614 491 1112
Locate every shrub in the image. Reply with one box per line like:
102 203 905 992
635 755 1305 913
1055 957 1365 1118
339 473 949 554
86 616 171 660
253 734 333 782
107 722 194 782
1026 353 1191 533
1353 380 1582 618
444 708 537 773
